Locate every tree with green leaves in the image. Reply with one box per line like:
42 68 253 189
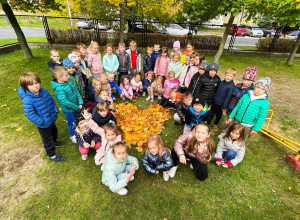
0 0 61 59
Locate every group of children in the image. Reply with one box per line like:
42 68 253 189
18 39 271 195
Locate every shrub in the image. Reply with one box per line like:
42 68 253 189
256 38 299 53
49 29 222 50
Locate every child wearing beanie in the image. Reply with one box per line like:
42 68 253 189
63 58 84 97
228 77 271 141
170 40 182 59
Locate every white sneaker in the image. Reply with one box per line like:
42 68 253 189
169 166 178 178
130 176 134 181
190 163 193 169
142 92 146 96
70 135 77 144
158 96 162 100
81 154 88 160
117 188 128 195
163 171 170 181
101 164 104 171
95 159 101 166
146 96 151 101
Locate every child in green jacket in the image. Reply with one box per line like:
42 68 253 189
52 66 83 143
228 77 271 141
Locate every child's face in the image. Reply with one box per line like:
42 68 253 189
194 103 203 113
168 74 175 81
130 44 137 51
170 91 177 99
183 96 192 106
106 46 113 55
161 52 167 57
230 129 241 140
147 48 153 55
172 56 179 63
242 79 252 88
173 47 179 52
195 125 210 143
123 78 129 84
190 58 195 64
101 76 108 84
186 45 193 52
147 74 153 81
254 85 266 96
74 61 80 68
199 69 206 75
67 67 75 74
58 72 69 83
108 76 114 82
100 92 109 100
113 146 127 162
154 45 160 52
27 80 40 95
95 83 101 91
134 75 141 82
50 52 60 63
185 59 190 65
148 142 159 155
225 73 234 82
80 48 87 56
98 110 108 117
209 70 217 78
157 79 163 85
106 130 117 141
119 45 125 53
194 57 200 66
91 45 99 53
78 120 88 130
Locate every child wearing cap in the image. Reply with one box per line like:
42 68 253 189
228 77 271 141
63 58 84 97
210 68 236 131
188 60 209 95
170 40 182 59
184 95 211 134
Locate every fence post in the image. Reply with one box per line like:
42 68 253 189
228 27 237 51
42 15 52 44
268 27 282 53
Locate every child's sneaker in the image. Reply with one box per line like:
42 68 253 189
129 176 134 181
213 125 218 131
70 135 77 144
158 96 162 100
50 155 66 162
174 121 180 125
82 154 88 160
190 163 193 169
100 164 104 171
142 92 146 96
221 159 226 165
163 171 170 181
117 188 128 195
54 141 64 147
137 93 141 97
146 96 151 101
169 166 178 178
132 94 136 99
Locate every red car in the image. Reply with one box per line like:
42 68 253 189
229 26 247 36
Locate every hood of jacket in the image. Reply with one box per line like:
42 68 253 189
189 102 209 116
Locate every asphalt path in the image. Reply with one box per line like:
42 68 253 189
0 27 260 47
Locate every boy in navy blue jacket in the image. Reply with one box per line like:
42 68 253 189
47 50 62 72
92 102 117 127
18 72 65 162
210 68 235 131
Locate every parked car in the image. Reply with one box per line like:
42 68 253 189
76 19 93 29
245 26 263 37
229 26 247 36
166 24 189 35
285 31 299 39
131 22 167 34
262 28 282 37
95 23 111 30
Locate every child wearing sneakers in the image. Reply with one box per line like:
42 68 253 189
102 142 139 195
141 135 174 181
74 112 101 161
210 68 235 131
18 72 65 162
149 76 164 103
107 72 123 100
174 91 193 125
228 77 271 141
131 73 143 98
52 66 83 143
143 71 154 99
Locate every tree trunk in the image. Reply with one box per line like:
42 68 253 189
213 14 235 64
1 3 33 59
119 3 125 43
286 36 300 65
127 19 132 33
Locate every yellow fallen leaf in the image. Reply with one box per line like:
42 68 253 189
288 187 292 190
16 127 22 131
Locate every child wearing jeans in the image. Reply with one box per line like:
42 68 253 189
126 40 142 80
52 66 83 143
116 42 131 85
228 77 271 141
141 135 174 181
102 142 139 195
143 71 154 99
143 46 155 75
107 72 123 100
18 72 65 162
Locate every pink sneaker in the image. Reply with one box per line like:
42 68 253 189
132 94 136 99
137 93 141 97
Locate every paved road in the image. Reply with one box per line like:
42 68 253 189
0 27 259 47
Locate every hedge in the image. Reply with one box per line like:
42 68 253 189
49 29 222 50
256 38 299 53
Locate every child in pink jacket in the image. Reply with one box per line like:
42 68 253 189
87 41 103 79
119 75 133 100
130 73 143 98
158 71 180 107
154 46 170 81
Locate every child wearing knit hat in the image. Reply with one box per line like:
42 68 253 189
170 40 182 59
227 77 271 141
63 58 84 97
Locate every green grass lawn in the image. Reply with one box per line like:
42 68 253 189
0 36 47 45
234 46 258 51
0 48 299 219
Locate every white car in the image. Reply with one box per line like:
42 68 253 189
285 31 299 39
245 26 263 37
166 24 189 35
94 23 111 30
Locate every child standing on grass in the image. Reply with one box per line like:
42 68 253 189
168 53 182 79
92 102 117 127
188 60 209 95
47 49 62 72
131 73 143 98
76 43 90 88
74 112 101 161
141 135 174 181
126 40 142 80
158 71 180 107
120 75 133 101
184 53 204 89
143 46 155 76
143 71 154 99
228 77 271 141
170 40 182 59
149 76 164 103
52 66 83 144
152 43 161 62
18 72 65 162
154 46 170 81
170 123 215 181
87 41 103 79
174 91 193 125
116 42 131 85
210 68 235 131
178 56 190 93
181 41 194 65
69 52 86 92
211 123 246 168
103 43 119 75
107 72 123 100
102 142 139 195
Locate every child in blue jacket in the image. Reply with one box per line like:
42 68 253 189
18 72 65 162
107 72 123 100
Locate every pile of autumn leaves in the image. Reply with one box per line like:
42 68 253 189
115 103 171 152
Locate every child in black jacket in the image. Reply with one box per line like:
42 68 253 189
174 92 193 125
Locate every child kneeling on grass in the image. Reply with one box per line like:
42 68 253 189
18 72 65 162
211 123 246 168
102 142 139 195
141 135 174 181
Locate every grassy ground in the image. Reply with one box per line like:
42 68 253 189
198 26 225 33
234 46 258 51
0 37 47 45
0 48 300 219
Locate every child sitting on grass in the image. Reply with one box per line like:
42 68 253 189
141 135 174 181
18 72 65 162
120 75 133 101
131 73 143 98
95 89 113 109
107 72 123 100
92 102 117 127
167 88 182 110
143 71 154 99
149 75 164 103
174 91 193 125
158 71 180 107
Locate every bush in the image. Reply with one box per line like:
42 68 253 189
49 29 222 49
256 38 299 53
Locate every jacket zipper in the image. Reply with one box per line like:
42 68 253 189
240 96 266 123
192 75 200 95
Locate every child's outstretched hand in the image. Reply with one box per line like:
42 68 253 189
179 155 187 164
227 119 232 124
83 143 90 148
250 130 257 135
216 161 221 166
82 109 92 121
91 141 95 147
79 105 83 109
